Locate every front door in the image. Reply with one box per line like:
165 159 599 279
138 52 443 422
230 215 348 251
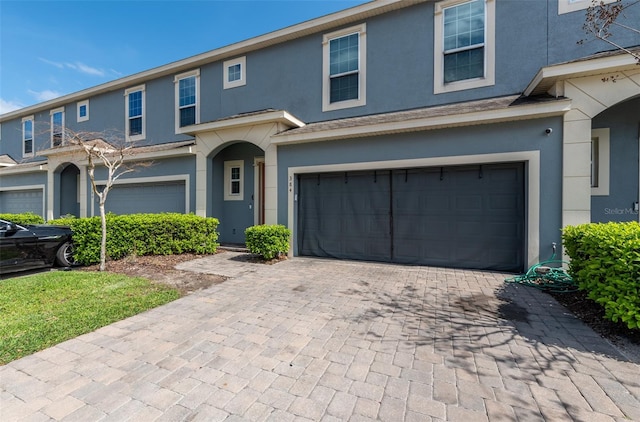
213 142 265 245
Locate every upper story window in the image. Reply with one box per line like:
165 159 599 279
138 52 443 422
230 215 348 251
434 0 495 94
77 100 89 122
558 0 616 14
174 69 200 129
50 107 65 147
224 56 246 89
125 85 145 142
322 23 367 112
22 116 34 157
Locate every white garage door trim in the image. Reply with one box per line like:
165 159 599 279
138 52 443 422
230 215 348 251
288 151 540 268
91 175 190 216
0 184 45 217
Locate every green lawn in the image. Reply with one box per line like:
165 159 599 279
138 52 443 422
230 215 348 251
0 271 180 365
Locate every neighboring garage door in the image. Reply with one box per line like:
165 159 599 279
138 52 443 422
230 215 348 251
298 163 525 272
0 190 43 216
100 182 186 214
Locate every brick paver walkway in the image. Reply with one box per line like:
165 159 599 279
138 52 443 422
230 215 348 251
1 252 639 421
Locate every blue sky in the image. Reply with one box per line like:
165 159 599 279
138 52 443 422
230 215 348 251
0 0 368 115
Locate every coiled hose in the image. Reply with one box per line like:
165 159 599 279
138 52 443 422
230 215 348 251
505 254 577 293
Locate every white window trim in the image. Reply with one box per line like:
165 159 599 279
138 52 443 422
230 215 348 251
124 85 146 142
322 23 367 112
224 160 244 201
174 69 200 132
50 107 65 147
223 56 247 89
558 0 616 14
77 100 89 122
434 0 495 94
22 115 34 158
591 128 610 196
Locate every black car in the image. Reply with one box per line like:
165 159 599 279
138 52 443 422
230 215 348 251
0 219 75 275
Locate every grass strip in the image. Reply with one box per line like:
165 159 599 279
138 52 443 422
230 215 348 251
0 271 180 365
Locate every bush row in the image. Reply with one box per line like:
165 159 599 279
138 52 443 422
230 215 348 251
0 212 45 225
245 224 290 260
562 222 640 330
49 213 219 265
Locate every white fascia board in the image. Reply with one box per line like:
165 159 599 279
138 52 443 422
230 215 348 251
273 99 572 145
0 163 47 175
179 110 305 135
525 54 639 96
0 0 421 123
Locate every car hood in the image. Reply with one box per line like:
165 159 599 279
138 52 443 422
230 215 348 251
25 224 73 236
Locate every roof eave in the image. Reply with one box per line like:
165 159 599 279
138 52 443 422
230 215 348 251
272 98 572 145
179 110 306 135
525 52 639 96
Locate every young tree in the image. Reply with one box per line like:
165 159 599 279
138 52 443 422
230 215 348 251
61 129 152 271
582 0 640 62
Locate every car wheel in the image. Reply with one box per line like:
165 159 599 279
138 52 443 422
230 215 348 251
56 242 76 267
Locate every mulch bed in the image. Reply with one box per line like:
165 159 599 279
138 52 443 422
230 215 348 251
549 289 640 346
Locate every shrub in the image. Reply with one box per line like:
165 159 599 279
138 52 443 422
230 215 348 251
49 213 219 265
0 212 44 225
245 224 291 260
562 222 640 329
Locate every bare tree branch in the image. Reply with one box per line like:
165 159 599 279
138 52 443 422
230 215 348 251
56 128 153 271
581 0 640 63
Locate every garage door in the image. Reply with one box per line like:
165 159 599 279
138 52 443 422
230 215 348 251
100 182 186 214
298 163 524 272
0 190 43 216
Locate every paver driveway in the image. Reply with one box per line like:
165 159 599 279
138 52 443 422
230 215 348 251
1 252 639 421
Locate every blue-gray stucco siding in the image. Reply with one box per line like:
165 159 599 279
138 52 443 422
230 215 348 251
3 1 639 157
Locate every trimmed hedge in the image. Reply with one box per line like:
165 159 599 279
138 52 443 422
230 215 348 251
49 213 219 265
245 224 291 260
562 222 640 329
0 212 45 225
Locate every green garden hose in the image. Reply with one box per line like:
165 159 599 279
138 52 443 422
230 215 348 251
505 254 577 293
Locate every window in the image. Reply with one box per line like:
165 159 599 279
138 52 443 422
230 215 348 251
223 56 246 89
591 128 610 196
174 69 200 129
22 116 34 157
322 23 367 112
558 0 616 14
434 0 495 94
224 160 243 200
77 100 89 122
125 85 145 142
50 107 64 147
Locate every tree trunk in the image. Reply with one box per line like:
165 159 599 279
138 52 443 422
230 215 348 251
99 201 107 271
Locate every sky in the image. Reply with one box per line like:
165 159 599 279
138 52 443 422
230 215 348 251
0 0 369 115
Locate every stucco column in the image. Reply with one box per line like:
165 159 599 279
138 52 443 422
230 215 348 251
78 164 88 218
46 167 55 221
195 150 208 217
264 144 278 224
562 109 592 229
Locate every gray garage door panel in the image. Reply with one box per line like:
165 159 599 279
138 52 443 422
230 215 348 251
298 163 524 272
100 182 186 215
299 171 392 261
0 190 43 216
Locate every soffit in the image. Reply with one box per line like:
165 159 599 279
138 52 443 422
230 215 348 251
525 46 640 96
